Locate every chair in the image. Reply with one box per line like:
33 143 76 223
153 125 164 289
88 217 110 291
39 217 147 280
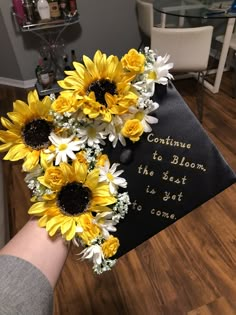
215 32 236 98
151 26 213 122
136 0 153 50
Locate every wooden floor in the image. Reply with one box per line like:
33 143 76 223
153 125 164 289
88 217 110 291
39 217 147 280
0 72 236 315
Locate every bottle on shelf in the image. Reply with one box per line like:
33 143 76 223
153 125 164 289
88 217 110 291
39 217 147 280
58 0 69 18
39 57 54 89
63 56 71 70
35 58 43 82
48 0 61 19
70 49 76 69
37 0 50 20
32 0 41 22
12 0 26 26
69 0 77 15
23 0 35 24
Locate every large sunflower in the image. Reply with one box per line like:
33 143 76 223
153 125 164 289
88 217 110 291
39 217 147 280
58 50 138 122
0 90 53 172
28 159 117 242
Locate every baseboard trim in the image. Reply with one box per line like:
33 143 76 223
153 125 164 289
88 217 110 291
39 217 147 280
0 77 37 89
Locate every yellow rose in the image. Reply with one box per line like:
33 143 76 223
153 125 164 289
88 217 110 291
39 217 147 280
121 49 145 73
38 166 66 191
52 95 77 113
77 213 101 245
101 236 120 258
121 119 144 142
96 154 109 167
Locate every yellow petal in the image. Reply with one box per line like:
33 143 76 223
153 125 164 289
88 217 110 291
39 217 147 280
0 143 13 152
3 144 29 161
46 215 66 237
1 117 15 130
61 218 77 240
83 55 99 78
64 76 81 87
7 112 25 125
0 130 19 143
60 162 73 182
46 215 63 230
38 215 49 227
46 205 60 216
73 160 87 183
28 202 46 215
47 223 61 237
57 80 71 89
28 99 39 115
93 183 111 196
61 218 72 234
73 62 85 74
22 150 40 172
28 90 39 104
85 168 99 191
91 196 116 207
40 96 52 117
64 221 76 241
13 100 31 116
42 193 56 201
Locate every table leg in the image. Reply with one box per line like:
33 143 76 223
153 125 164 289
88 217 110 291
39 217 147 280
204 18 235 94
160 13 166 28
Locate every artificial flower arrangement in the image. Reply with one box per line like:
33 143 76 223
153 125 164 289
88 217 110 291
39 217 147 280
0 47 173 274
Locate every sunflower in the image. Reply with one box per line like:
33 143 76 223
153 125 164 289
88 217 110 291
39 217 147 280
28 159 117 241
0 90 53 172
58 50 139 122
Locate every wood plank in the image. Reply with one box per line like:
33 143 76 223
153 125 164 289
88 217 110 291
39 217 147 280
188 296 236 315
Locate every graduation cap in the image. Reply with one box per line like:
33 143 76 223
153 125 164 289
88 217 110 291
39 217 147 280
105 83 236 257
1 48 234 274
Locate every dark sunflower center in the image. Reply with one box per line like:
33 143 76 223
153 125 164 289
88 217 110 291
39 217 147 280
57 182 91 216
22 119 52 150
87 79 117 106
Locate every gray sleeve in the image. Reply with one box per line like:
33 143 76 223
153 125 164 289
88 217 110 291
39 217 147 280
0 255 53 315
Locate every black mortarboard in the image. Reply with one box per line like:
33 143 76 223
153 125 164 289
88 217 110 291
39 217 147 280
105 83 236 257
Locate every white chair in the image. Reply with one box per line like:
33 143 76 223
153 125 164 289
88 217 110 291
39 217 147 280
215 32 236 98
136 0 153 50
151 26 214 122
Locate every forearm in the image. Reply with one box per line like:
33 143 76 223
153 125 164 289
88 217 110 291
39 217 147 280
0 217 69 288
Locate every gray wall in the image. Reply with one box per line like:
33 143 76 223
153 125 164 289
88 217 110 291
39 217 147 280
0 10 22 80
0 0 141 83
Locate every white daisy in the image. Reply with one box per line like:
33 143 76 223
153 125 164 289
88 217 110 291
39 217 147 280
76 121 107 147
80 244 104 265
99 161 127 194
105 116 126 148
48 132 81 165
149 54 174 85
127 101 159 132
94 212 117 238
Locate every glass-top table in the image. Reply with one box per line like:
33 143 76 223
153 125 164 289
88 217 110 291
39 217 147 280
154 0 236 19
153 0 236 93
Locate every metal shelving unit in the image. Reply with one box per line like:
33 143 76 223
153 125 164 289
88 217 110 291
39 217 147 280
20 14 79 32
12 9 79 96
